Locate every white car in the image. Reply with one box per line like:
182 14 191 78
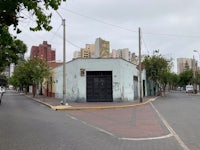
0 87 6 93
186 85 193 93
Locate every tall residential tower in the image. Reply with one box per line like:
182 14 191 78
177 58 194 74
30 41 56 62
94 37 110 58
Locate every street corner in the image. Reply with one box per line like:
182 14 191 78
66 103 170 140
52 97 157 111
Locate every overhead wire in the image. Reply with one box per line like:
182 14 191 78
62 8 200 39
62 8 137 33
49 24 62 43
18 7 200 58
141 35 150 55
16 10 82 49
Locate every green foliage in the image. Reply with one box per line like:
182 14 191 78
0 74 8 87
195 72 200 85
9 63 29 88
0 0 66 72
167 72 179 89
0 0 66 32
143 50 172 92
9 58 51 94
178 70 193 87
143 50 198 91
0 25 27 72
143 50 170 82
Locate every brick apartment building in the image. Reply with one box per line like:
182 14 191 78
30 41 55 61
30 41 60 97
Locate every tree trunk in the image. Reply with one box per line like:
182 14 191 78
161 85 166 96
33 84 36 97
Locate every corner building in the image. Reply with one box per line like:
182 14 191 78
54 58 147 102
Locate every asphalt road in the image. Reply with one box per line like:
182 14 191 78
0 90 198 150
152 92 200 150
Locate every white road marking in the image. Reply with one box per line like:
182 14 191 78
69 116 78 120
66 112 176 141
119 133 173 141
66 114 115 137
89 125 115 137
150 102 190 150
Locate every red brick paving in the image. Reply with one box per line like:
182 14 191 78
27 94 168 138
67 104 169 138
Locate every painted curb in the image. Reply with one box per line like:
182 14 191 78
24 93 158 111
52 98 158 110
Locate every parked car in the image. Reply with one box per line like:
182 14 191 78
0 86 6 93
186 85 193 93
177 87 181 91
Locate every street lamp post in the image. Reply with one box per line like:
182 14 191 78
193 50 200 63
193 50 199 93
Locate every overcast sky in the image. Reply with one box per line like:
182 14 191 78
12 0 200 72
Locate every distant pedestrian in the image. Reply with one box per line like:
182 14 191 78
0 86 5 105
0 93 2 105
0 87 2 105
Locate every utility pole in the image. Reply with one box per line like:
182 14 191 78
139 27 143 103
56 11 67 105
46 47 48 96
62 18 67 105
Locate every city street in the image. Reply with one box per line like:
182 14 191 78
0 90 199 150
152 92 200 150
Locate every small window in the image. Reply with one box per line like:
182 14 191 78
80 69 85 76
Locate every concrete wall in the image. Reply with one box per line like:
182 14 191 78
54 58 146 102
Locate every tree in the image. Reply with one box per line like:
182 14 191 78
0 0 66 71
167 72 179 90
143 50 172 96
0 74 8 87
195 72 200 85
9 62 29 91
9 58 51 97
0 0 66 32
0 26 27 72
178 70 193 87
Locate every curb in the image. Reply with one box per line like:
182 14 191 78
24 93 158 111
31 97 56 110
48 98 158 110
53 99 152 110
23 94 56 110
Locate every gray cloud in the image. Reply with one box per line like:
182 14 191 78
12 0 200 72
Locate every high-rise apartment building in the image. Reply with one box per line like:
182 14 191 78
81 44 95 58
131 53 138 65
81 48 90 58
73 51 81 59
94 38 110 58
30 41 55 61
177 58 194 74
86 44 95 56
73 44 95 59
111 48 131 61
